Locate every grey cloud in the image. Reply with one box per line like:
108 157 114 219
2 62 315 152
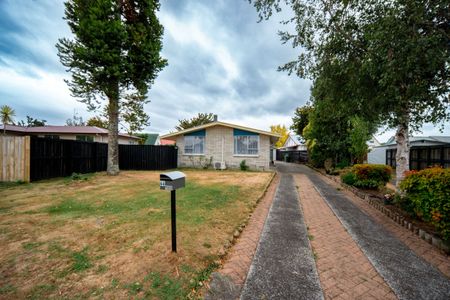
1 0 312 134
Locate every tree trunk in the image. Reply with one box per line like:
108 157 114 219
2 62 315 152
395 123 409 188
107 97 120 176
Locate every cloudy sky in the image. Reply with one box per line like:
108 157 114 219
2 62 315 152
0 0 448 143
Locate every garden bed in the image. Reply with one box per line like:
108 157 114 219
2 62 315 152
309 166 449 254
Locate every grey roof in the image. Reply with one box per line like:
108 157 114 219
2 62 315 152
380 135 450 147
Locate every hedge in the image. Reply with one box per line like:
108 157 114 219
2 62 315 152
341 164 392 189
400 167 450 241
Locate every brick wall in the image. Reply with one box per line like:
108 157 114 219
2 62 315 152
175 126 271 170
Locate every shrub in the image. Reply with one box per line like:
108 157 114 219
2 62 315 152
400 167 450 241
341 172 357 186
341 164 392 189
335 159 350 170
240 160 249 171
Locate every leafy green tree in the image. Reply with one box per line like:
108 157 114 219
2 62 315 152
251 0 450 186
57 0 167 175
270 124 289 148
349 116 371 164
291 105 313 138
86 116 108 129
18 116 47 127
1 105 15 134
175 113 215 131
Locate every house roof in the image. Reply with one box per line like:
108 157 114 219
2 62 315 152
282 134 302 147
0 124 139 139
144 134 159 145
160 139 176 145
161 121 281 139
378 135 450 147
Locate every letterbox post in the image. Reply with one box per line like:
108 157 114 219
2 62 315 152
160 171 185 253
171 190 177 252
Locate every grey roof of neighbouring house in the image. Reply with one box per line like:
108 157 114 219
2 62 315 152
0 124 139 139
379 136 450 147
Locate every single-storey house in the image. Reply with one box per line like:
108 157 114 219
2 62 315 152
279 134 307 151
367 136 381 150
161 121 280 170
0 124 139 144
368 136 450 170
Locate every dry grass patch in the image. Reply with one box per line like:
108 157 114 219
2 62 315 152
0 170 272 299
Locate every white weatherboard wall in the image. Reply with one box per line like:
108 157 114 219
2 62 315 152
175 126 271 170
368 147 388 165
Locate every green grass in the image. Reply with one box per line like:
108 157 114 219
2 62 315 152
0 284 17 295
22 241 45 251
28 284 57 300
71 247 92 272
39 182 241 226
0 170 272 299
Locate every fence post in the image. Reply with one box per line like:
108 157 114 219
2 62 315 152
24 136 30 182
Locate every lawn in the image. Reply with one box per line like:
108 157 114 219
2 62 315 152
0 170 273 299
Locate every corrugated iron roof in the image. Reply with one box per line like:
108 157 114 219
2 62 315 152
0 124 138 139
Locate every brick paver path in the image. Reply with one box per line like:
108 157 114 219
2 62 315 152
220 174 280 285
295 174 396 300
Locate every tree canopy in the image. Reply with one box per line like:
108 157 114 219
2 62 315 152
175 113 215 131
270 124 289 148
18 116 47 127
57 0 167 175
1 105 15 134
291 105 313 138
251 0 450 185
86 116 108 129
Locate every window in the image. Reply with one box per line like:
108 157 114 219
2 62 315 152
233 129 259 155
76 135 94 142
184 130 205 154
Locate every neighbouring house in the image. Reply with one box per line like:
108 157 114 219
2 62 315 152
368 136 450 170
276 134 308 163
279 134 307 151
161 120 280 170
144 133 161 145
367 136 381 150
160 139 175 146
0 124 139 144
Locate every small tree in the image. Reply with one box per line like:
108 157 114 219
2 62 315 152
66 111 85 126
175 113 215 131
270 124 289 148
349 117 371 164
1 105 15 134
18 116 47 127
291 105 313 138
86 116 108 129
57 0 167 175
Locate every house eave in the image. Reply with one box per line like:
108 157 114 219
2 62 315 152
161 121 281 139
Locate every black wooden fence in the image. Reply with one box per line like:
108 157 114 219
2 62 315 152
386 145 450 170
30 137 177 181
276 150 308 163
